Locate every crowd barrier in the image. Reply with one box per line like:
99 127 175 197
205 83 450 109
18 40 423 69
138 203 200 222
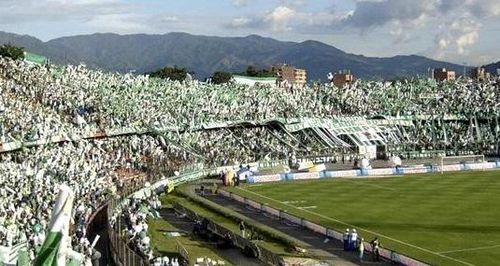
219 191 429 266
108 185 156 266
248 161 500 183
108 218 148 266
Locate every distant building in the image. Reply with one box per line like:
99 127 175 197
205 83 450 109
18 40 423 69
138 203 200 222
329 70 355 87
470 67 490 81
232 75 277 87
497 69 500 76
294 68 307 86
275 64 307 88
433 68 456 82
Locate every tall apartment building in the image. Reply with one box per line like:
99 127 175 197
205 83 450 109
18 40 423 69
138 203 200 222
275 64 307 87
433 68 456 82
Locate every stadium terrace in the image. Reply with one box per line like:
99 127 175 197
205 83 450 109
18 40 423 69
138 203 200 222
0 56 499 265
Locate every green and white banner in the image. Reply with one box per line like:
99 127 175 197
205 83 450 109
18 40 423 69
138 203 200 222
34 185 75 266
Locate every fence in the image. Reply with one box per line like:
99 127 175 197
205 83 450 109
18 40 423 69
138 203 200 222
249 161 500 183
106 169 174 266
107 198 150 266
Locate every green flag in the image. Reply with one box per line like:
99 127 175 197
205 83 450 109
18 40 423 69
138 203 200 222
34 185 74 266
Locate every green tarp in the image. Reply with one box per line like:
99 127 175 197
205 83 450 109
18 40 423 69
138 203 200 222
24 52 47 65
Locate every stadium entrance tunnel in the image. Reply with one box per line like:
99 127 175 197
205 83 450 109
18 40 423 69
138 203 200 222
87 203 112 265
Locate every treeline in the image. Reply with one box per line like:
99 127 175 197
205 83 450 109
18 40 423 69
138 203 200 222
0 44 25 60
150 65 277 84
238 66 277 78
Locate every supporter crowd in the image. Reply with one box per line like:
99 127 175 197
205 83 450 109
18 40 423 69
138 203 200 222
0 135 195 262
1 57 499 147
0 56 499 264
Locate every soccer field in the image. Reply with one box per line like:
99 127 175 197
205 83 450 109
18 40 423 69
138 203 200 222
225 171 500 266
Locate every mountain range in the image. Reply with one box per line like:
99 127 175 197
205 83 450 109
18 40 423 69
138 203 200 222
484 61 500 76
0 31 492 80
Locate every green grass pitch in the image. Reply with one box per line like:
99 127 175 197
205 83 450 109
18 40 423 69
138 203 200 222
225 170 500 266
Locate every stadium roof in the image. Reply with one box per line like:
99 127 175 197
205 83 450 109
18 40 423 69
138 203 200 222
233 75 277 81
24 52 48 65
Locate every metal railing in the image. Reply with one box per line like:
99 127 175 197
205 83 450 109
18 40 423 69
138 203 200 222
107 181 158 266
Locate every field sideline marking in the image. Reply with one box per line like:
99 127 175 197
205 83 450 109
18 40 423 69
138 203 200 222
297 206 317 209
235 187 475 266
341 178 396 191
439 244 500 254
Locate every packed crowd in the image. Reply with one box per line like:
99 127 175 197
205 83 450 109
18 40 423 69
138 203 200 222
1 57 499 148
0 134 196 262
0 56 499 264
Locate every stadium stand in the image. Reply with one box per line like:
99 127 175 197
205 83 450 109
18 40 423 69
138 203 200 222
0 55 499 264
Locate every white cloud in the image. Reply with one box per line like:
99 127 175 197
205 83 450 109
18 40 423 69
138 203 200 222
229 17 254 28
231 0 250 7
341 0 500 61
85 14 151 33
0 0 498 64
160 16 179 23
433 17 481 59
225 3 348 34
469 0 500 17
0 0 135 24
264 6 296 32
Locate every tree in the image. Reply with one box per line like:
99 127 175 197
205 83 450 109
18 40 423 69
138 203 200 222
149 66 189 81
244 65 276 78
212 71 233 84
246 66 258 77
0 44 25 60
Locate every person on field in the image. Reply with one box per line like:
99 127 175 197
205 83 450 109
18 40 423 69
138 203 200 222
359 238 365 261
343 229 350 251
239 221 246 238
371 237 380 261
348 229 354 251
351 229 358 250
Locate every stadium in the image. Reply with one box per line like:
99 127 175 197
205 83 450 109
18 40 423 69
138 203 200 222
0 50 499 266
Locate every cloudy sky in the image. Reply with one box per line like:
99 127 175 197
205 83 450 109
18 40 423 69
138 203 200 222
1 0 499 65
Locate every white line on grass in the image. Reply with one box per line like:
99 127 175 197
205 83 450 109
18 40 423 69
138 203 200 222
341 178 396 191
297 206 317 209
236 187 475 266
282 200 307 204
247 184 263 188
439 244 500 254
